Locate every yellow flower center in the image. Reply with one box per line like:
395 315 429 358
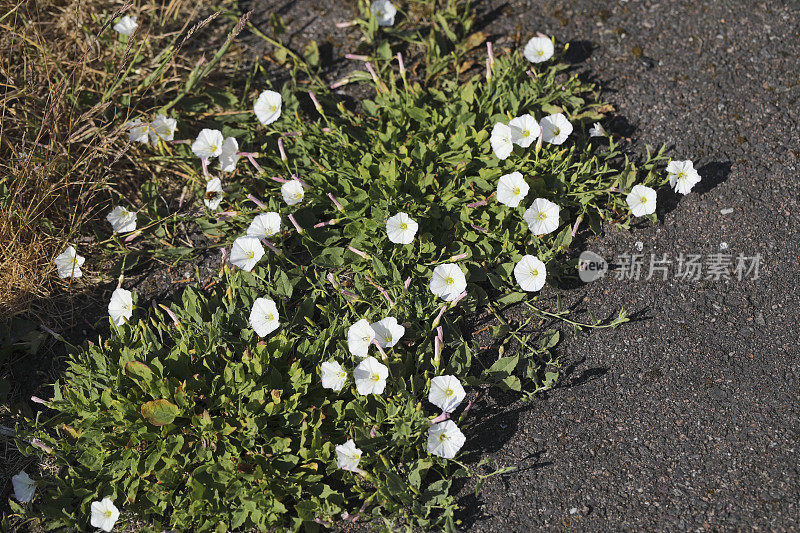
338 371 346 378
532 269 538 277
400 222 408 230
385 335 392 342
522 129 530 137
371 373 380 382
270 105 277 112
445 277 454 285
552 127 560 136
71 257 78 266
537 212 547 220
104 510 112 519
266 313 274 321
513 187 521 196
640 196 647 203
538 50 544 56
210 145 217 153
444 388 453 397
438 433 448 442
247 251 255 259
677 172 686 180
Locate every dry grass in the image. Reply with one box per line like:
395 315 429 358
0 0 226 323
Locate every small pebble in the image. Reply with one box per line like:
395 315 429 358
720 208 734 215
635 241 644 251
720 242 729 250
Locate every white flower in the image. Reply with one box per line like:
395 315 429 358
428 375 466 413
203 178 223 210
540 113 573 145
125 119 150 144
191 128 224 159
523 198 560 235
230 236 264 272
281 180 305 206
11 471 35 503
254 90 282 126
219 137 240 172
429 263 467 302
514 255 547 292
54 246 85 279
108 288 133 326
371 317 405 348
666 160 701 195
113 15 138 36
589 122 606 137
335 439 362 471
386 212 418 244
90 497 120 532
247 212 281 238
523 35 554 63
249 297 279 337
106 206 137 233
353 356 388 396
509 114 541 148
321 360 348 391
370 0 397 26
148 114 176 143
626 184 657 217
347 319 375 358
427 420 466 459
496 171 529 208
490 122 513 160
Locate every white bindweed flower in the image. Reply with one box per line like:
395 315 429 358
353 356 388 396
148 114 176 143
11 471 35 503
589 122 607 137
428 375 466 413
371 317 405 348
191 129 224 159
249 297 279 337
666 160 701 195
626 184 658 217
219 137 240 172
540 113 573 145
430 263 467 302
203 178 223 210
523 198 560 235
247 212 281 238
54 246 85 279
335 439 362 471
490 122 514 160
514 255 547 292
370 0 397 26
427 420 466 459
125 119 150 144
523 35 554 63
106 206 137 233
90 497 120 532
254 90 282 126
321 360 348 391
347 319 375 358
509 114 541 148
114 15 138 36
385 212 418 244
230 236 264 272
496 171 529 208
281 180 305 206
108 288 133 326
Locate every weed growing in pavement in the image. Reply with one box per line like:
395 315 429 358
4 0 684 531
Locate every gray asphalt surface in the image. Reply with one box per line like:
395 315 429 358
459 1 800 531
